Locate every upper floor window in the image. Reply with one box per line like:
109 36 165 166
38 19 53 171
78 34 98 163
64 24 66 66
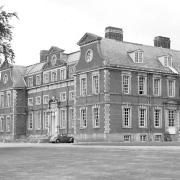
43 95 49 104
122 105 131 128
92 72 99 94
0 93 4 108
60 92 66 102
6 92 11 107
3 74 8 84
92 105 100 128
168 79 175 97
122 72 131 94
28 98 33 106
80 107 87 128
139 107 147 128
28 76 33 87
43 72 49 84
69 91 74 101
59 67 66 80
153 77 161 96
138 75 147 95
35 96 41 105
159 55 173 68
80 74 87 96
51 70 57 82
36 75 41 86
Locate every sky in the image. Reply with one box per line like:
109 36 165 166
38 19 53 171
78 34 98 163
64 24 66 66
1 0 180 66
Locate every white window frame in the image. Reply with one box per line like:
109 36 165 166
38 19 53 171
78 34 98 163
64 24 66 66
0 116 4 132
43 72 49 84
140 134 147 142
60 92 66 102
167 79 175 97
36 74 41 86
154 134 162 142
60 108 67 129
28 76 33 87
153 76 161 96
59 67 66 80
92 105 100 128
122 72 131 94
122 105 132 128
139 106 147 128
135 51 143 63
80 74 87 96
28 98 33 106
138 75 147 95
51 69 57 82
69 91 74 101
80 107 87 128
43 95 49 104
92 72 99 94
28 112 33 130
6 116 10 132
154 108 162 128
35 96 41 105
124 135 131 142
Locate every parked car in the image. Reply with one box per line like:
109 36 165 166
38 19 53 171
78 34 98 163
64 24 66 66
49 134 74 143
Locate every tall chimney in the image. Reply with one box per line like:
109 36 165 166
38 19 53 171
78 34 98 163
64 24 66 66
154 36 170 49
105 26 123 41
40 50 48 62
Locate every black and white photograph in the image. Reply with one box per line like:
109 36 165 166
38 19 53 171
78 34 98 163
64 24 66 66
1 0 180 179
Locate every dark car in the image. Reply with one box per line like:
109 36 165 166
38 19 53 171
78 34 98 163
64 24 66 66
49 134 74 143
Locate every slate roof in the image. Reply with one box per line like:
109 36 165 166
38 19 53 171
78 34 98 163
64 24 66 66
100 38 180 74
67 51 80 64
25 62 45 76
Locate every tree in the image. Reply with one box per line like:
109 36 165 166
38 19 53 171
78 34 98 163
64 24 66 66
0 6 18 64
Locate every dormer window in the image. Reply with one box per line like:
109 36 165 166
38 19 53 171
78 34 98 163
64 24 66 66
128 49 143 63
135 51 143 63
159 55 172 67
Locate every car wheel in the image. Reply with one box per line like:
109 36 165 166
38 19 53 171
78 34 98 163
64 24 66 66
56 139 60 143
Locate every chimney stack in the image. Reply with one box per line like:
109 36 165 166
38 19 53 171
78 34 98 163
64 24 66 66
154 36 170 49
105 26 123 41
40 50 48 62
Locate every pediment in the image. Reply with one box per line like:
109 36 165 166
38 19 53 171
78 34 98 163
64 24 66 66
42 59 67 70
48 46 64 54
77 33 102 46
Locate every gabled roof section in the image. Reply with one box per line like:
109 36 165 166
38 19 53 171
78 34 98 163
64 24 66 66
0 60 13 70
77 33 102 46
67 51 80 65
100 38 180 74
48 46 64 54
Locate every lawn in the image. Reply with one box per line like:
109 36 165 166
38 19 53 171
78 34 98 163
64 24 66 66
0 144 180 180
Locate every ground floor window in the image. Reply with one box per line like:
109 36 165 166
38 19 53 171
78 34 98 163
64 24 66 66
139 108 147 128
80 107 87 128
122 106 131 128
0 117 4 132
154 109 162 128
35 111 41 130
140 134 147 142
168 110 175 127
60 109 66 129
92 105 100 128
43 111 49 130
154 135 162 142
69 108 74 129
6 116 10 132
124 135 131 142
28 112 33 130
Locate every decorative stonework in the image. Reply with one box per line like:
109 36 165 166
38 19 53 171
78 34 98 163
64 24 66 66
104 104 110 134
74 76 77 135
12 90 17 136
104 69 110 102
